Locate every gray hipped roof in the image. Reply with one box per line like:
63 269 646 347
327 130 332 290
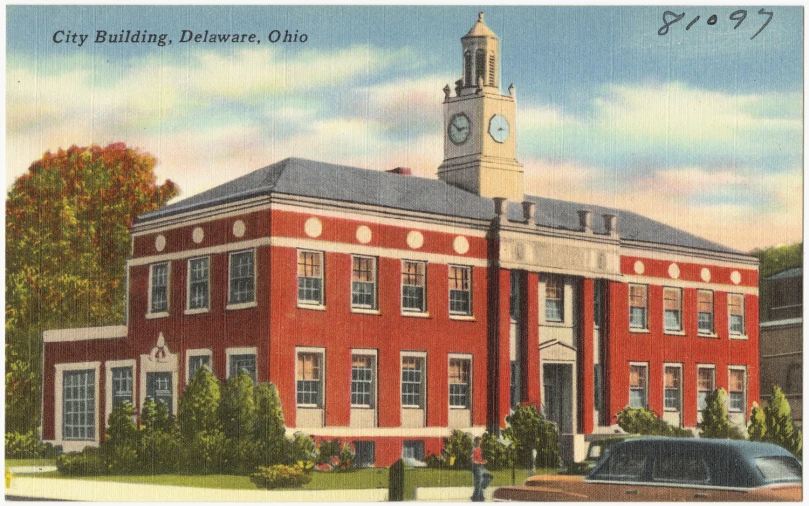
138 157 741 255
766 267 802 280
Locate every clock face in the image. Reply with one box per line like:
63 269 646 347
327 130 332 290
448 113 470 145
488 114 510 143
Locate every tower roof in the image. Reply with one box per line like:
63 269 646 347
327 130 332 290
464 12 497 39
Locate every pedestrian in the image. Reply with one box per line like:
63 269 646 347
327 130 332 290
471 436 493 501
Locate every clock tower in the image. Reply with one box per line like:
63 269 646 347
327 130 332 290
438 12 524 201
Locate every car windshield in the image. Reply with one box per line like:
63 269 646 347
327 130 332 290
755 457 802 483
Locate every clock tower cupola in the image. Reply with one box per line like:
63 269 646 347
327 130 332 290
438 12 523 201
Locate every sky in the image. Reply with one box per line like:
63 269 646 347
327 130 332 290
6 5 803 252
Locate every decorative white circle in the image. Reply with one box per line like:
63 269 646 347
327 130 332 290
303 217 321 238
356 225 372 244
701 268 711 282
155 234 166 252
192 227 205 244
233 220 246 238
731 271 742 285
453 236 470 255
406 231 424 249
633 260 645 275
668 263 680 279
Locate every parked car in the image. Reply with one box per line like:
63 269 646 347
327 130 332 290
563 435 636 475
493 438 802 501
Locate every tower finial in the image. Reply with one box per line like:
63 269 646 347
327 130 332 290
478 12 484 22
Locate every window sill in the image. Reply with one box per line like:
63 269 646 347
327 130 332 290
297 405 322 409
227 301 257 311
664 330 686 336
351 308 380 315
629 328 650 334
298 303 326 312
698 332 718 339
449 406 470 410
729 334 749 341
351 405 375 409
401 311 430 319
542 321 573 329
402 405 423 409
184 307 209 316
146 312 169 320
449 314 475 321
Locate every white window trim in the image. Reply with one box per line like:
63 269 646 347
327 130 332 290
448 353 472 410
105 359 136 425
296 346 326 408
662 363 682 413
448 265 473 317
227 249 257 310
727 365 747 413
54 361 101 452
728 293 748 340
543 274 565 324
146 262 170 319
401 351 427 409
628 283 648 332
225 346 258 379
185 256 211 315
350 255 378 311
350 349 378 409
662 287 684 334
186 348 213 384
628 361 648 409
139 352 179 417
401 259 428 316
696 364 716 415
297 249 326 309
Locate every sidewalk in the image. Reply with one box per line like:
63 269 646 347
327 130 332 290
415 487 494 502
6 476 389 502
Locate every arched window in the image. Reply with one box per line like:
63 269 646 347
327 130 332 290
488 54 496 86
464 51 472 87
475 49 486 86
787 363 802 393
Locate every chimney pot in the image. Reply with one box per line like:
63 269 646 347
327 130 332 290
493 197 508 216
603 213 618 236
578 209 592 233
522 201 536 224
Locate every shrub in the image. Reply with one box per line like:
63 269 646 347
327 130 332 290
184 429 229 475
316 438 342 465
336 442 355 470
178 366 221 440
5 430 52 459
138 398 181 474
698 389 745 440
251 464 312 489
56 447 107 476
220 370 256 442
424 453 445 468
291 432 317 466
617 407 694 438
442 430 474 470
749 385 803 457
254 383 289 467
104 402 139 473
504 404 561 469
481 432 514 470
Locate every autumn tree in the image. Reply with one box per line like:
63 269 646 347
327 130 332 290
6 143 178 434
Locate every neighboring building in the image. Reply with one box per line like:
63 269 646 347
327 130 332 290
41 13 760 465
760 267 802 426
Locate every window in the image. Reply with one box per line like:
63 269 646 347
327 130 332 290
229 250 255 305
594 364 604 416
448 358 471 408
351 354 375 407
351 256 377 309
663 288 682 332
488 54 495 86
188 355 211 381
590 448 649 481
402 440 425 461
593 280 603 328
146 372 173 415
629 364 647 408
188 257 209 310
629 284 647 330
728 368 746 412
697 290 714 334
63 369 95 440
229 354 256 380
464 51 472 87
475 49 486 84
545 275 564 322
353 441 376 468
728 293 745 335
449 265 472 315
653 453 710 484
149 262 169 313
401 356 424 408
111 367 133 407
298 250 323 305
697 366 715 412
297 352 322 407
664 365 681 411
401 261 426 312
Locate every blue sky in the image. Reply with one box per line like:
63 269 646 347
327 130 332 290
6 5 803 251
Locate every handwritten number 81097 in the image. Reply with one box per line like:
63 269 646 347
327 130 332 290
659 9 773 40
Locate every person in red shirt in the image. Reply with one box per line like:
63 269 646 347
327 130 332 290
471 437 493 501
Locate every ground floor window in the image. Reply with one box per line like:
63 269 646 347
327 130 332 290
63 369 95 440
402 440 425 461
188 354 211 381
146 372 173 414
229 354 256 380
297 352 323 407
629 364 647 408
697 366 715 412
728 367 746 412
664 365 681 411
353 441 376 467
111 367 133 407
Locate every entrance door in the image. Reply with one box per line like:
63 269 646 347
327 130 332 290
146 372 173 414
543 364 573 434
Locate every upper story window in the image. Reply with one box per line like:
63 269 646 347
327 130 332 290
663 287 682 332
449 265 472 316
697 290 714 334
487 54 496 86
728 293 745 335
464 51 472 87
448 358 471 409
475 49 486 85
545 275 564 322
593 280 603 328
351 256 377 309
298 250 324 305
229 250 255 305
401 261 426 313
188 257 210 310
629 363 648 409
629 284 648 330
149 262 169 314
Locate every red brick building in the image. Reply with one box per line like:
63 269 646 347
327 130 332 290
41 14 759 465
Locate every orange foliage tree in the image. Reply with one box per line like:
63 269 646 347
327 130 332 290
6 143 178 434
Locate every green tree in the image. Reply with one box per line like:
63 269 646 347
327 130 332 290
617 407 693 437
698 388 745 439
748 402 767 441
759 385 802 457
178 366 221 440
139 398 181 474
220 370 258 473
254 382 289 466
104 402 139 473
750 242 802 317
503 404 561 469
6 143 178 433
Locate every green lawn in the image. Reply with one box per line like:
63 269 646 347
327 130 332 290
5 458 57 467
